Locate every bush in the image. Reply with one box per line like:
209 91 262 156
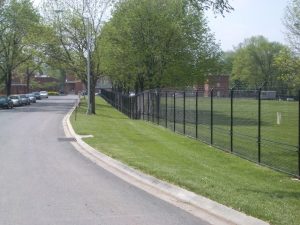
48 91 59 96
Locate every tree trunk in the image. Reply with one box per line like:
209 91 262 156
6 71 12 96
26 67 30 93
90 72 96 114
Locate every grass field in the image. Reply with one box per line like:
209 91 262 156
71 97 300 225
140 95 299 176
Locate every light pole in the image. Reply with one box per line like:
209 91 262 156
55 9 92 114
85 16 92 115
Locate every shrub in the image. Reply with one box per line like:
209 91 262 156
48 91 59 96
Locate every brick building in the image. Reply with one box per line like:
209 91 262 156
203 75 229 97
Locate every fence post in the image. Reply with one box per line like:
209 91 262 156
129 97 132 119
165 92 168 128
142 93 144 120
196 91 198 139
258 88 261 164
120 95 124 113
135 95 138 119
174 92 176 132
157 92 160 125
183 91 186 135
230 88 234 152
118 93 121 111
148 92 150 121
152 93 155 123
298 90 300 178
211 88 214 145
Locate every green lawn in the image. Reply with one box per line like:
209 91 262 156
71 97 299 225
142 96 299 175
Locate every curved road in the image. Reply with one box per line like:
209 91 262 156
0 96 209 225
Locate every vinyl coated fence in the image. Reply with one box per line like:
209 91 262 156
101 89 300 178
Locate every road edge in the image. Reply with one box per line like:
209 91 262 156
63 103 269 225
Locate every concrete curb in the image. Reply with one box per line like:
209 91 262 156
63 104 269 225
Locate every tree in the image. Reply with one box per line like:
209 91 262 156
99 0 221 93
231 36 285 90
273 47 300 95
0 0 41 95
39 0 231 112
283 0 300 53
187 0 233 15
41 0 114 114
218 51 235 74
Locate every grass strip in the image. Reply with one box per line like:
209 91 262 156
71 97 300 225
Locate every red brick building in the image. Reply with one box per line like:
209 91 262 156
203 75 229 97
64 74 85 94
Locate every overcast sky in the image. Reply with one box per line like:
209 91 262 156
205 0 290 51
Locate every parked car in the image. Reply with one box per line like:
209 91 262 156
0 96 13 109
9 95 23 106
40 91 48 99
26 93 36 103
20 94 30 105
9 95 22 106
32 92 41 100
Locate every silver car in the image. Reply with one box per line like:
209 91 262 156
9 95 22 106
40 91 48 99
26 93 36 103
20 94 30 105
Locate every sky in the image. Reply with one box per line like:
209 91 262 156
33 0 290 52
205 0 290 51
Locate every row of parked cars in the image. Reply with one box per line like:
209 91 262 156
0 91 48 109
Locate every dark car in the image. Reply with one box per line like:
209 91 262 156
0 96 13 109
32 92 41 100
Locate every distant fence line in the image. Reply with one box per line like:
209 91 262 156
100 88 300 178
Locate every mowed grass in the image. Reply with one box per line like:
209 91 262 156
71 97 300 225
147 96 299 175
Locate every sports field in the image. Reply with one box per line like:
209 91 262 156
141 94 299 176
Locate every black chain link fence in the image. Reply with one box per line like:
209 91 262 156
101 88 300 178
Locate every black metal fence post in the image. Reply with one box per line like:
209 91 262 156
165 92 168 128
183 91 186 135
211 89 214 145
174 92 176 132
148 92 150 121
129 97 132 119
258 88 262 164
196 91 198 139
230 88 234 152
157 92 160 125
142 93 144 120
120 93 122 111
298 90 300 178
152 93 155 123
135 95 138 119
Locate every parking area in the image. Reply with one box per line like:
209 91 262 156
0 91 49 110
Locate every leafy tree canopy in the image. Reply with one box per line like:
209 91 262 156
231 36 285 90
99 0 222 92
284 0 300 54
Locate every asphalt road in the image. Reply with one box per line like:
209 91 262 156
0 96 210 225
